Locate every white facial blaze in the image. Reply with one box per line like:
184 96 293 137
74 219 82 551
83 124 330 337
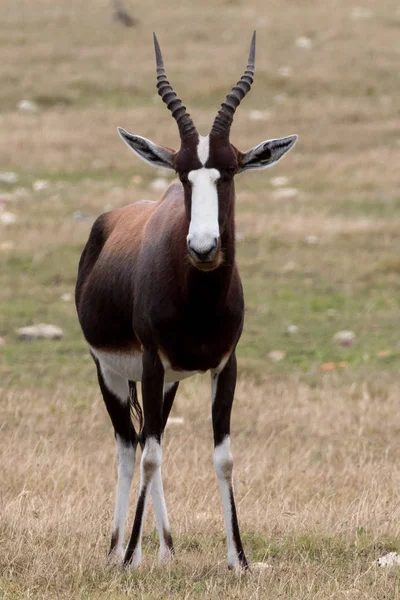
197 135 210 165
187 135 220 254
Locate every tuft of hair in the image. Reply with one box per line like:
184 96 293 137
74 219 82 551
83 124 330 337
129 381 143 433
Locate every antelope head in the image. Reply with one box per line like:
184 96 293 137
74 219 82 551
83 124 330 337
118 32 297 271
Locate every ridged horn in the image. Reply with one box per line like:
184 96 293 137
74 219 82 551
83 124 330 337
211 31 256 139
153 32 198 142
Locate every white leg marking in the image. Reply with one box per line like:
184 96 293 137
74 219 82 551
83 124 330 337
213 436 238 568
111 435 136 559
128 436 162 568
150 468 173 563
147 382 175 563
96 367 132 561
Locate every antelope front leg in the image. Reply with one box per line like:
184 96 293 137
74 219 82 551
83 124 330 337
124 350 171 568
211 353 248 570
150 382 179 563
94 359 138 562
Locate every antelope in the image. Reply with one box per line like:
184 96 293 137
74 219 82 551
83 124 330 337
75 31 297 570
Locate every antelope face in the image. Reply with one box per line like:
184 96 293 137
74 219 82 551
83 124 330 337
174 135 237 271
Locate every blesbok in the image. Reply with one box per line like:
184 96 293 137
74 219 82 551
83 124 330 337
75 31 297 570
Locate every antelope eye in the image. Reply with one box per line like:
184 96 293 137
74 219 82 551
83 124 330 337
218 166 236 182
221 166 236 178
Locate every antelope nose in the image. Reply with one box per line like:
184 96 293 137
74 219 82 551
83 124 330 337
188 237 218 261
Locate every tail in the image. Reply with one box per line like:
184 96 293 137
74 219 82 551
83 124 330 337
129 381 143 434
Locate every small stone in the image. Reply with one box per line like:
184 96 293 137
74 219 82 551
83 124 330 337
296 36 312 49
150 177 169 192
16 323 64 341
32 180 49 192
14 187 30 199
278 66 293 77
0 241 14 251
282 261 297 273
306 235 319 244
268 350 286 362
72 211 94 223
60 293 72 302
333 331 355 347
321 362 336 372
0 172 18 185
249 110 271 121
377 350 391 358
17 100 38 112
235 231 245 242
274 93 289 104
131 175 143 185
376 552 400 567
0 212 17 225
287 324 299 335
253 562 272 571
166 417 185 426
0 336 6 346
272 187 299 200
351 7 373 19
271 176 289 187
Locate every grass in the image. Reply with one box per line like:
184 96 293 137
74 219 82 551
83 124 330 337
1 0 400 597
1 378 400 598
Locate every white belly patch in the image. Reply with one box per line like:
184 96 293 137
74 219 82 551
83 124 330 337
90 346 200 384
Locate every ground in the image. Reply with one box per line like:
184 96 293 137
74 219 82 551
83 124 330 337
1 0 400 598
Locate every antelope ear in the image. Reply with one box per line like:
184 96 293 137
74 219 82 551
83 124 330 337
238 135 297 173
117 127 176 170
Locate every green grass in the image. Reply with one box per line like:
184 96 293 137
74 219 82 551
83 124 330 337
2 184 400 387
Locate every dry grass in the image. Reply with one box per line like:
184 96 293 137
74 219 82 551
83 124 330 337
2 377 400 599
1 0 400 597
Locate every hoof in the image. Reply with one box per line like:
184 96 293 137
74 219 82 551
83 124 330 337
159 546 175 565
228 556 249 571
107 547 124 567
123 549 142 570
